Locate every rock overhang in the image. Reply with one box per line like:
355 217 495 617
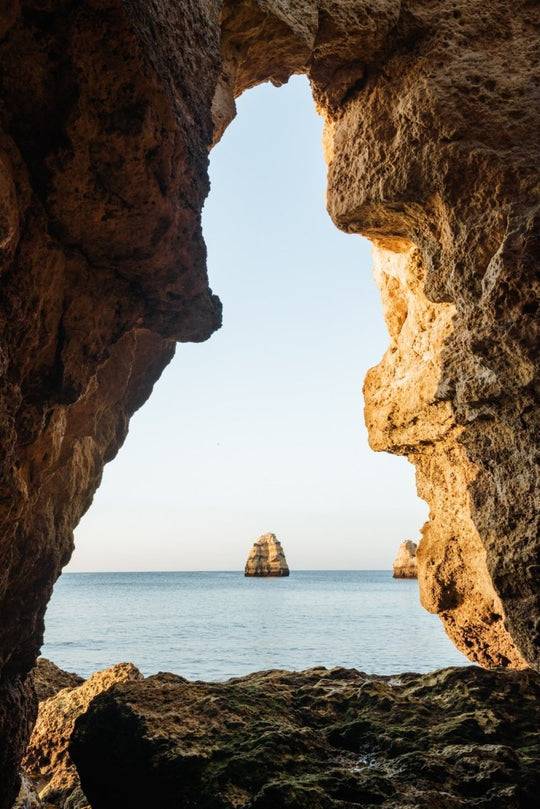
0 1 538 806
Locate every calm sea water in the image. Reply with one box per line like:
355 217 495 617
41 571 469 680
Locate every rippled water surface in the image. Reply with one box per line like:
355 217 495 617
42 570 468 679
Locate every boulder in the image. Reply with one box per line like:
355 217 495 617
32 658 84 703
244 533 290 577
393 540 418 579
21 662 143 809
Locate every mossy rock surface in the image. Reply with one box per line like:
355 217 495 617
70 666 540 808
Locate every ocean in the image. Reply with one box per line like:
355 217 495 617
41 570 469 681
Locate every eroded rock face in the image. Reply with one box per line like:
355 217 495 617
0 1 221 801
22 662 142 809
0 1 538 802
69 665 540 809
31 658 84 704
244 533 290 576
393 540 418 579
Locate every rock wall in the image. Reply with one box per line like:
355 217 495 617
0 1 538 804
0 1 222 803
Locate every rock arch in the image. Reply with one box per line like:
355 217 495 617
0 1 538 804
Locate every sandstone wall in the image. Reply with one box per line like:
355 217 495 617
0 1 222 803
0 1 538 804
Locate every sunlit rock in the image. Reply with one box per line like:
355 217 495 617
244 533 290 577
393 540 418 579
21 662 142 809
0 0 538 801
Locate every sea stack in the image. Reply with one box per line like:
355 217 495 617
244 533 290 577
393 541 418 579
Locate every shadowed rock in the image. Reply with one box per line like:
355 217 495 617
0 0 539 801
21 663 142 809
69 665 540 809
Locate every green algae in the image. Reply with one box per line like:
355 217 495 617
70 666 540 809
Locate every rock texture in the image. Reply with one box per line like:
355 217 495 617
31 658 84 704
12 774 42 809
68 665 540 809
393 540 418 579
0 1 538 802
21 662 142 809
244 533 290 577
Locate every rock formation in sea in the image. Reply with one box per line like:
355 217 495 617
0 1 538 802
244 533 290 577
393 540 418 579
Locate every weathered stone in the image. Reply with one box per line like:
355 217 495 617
0 1 538 800
31 659 84 704
69 665 540 809
244 533 290 577
393 540 418 579
12 774 42 809
21 663 142 809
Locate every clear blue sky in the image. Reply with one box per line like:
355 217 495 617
67 76 427 572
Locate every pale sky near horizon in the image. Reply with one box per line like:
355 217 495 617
66 76 428 573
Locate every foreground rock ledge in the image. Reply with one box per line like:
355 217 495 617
0 0 539 804
21 662 540 809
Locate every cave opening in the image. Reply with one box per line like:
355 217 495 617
64 76 426 574
37 78 473 681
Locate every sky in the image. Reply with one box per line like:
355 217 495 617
67 76 428 572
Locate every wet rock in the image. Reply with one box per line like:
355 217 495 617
393 540 418 579
244 533 290 577
69 665 540 809
12 774 43 809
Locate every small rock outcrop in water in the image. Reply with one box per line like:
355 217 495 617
244 533 290 577
393 540 418 579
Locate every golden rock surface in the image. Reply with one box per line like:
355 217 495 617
244 533 290 577
0 2 538 803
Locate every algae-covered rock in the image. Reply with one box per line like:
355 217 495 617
70 665 540 809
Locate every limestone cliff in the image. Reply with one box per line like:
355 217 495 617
0 2 538 804
244 533 290 577
393 540 418 579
